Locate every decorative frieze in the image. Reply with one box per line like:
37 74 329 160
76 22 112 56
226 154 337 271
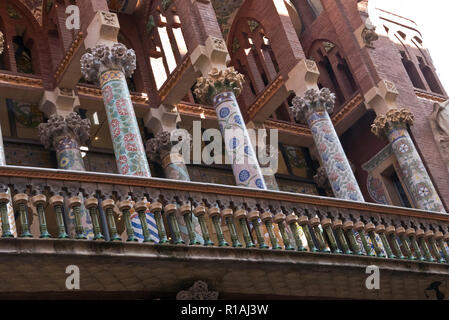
194 67 244 105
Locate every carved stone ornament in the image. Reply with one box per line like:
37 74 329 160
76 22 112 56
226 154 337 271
38 112 91 149
80 43 137 82
430 100 449 172
194 67 245 105
362 25 379 48
146 130 191 163
290 88 336 123
176 280 219 300
313 166 330 189
0 31 4 55
371 108 414 137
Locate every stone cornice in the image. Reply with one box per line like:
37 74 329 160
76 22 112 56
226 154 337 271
159 56 192 102
415 90 447 103
53 31 84 83
332 92 364 125
245 75 284 121
264 119 311 137
0 165 448 222
0 72 43 88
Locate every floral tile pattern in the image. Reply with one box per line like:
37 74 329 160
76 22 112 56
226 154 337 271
101 70 151 178
308 111 364 202
387 128 445 212
214 92 267 190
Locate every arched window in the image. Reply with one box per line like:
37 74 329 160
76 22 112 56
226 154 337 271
308 40 358 109
400 51 425 90
417 56 444 95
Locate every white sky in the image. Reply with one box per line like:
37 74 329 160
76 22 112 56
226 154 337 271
374 0 449 92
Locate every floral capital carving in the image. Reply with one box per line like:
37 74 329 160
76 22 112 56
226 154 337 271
362 26 379 48
194 67 244 105
80 43 136 82
176 280 219 300
38 112 91 149
146 130 191 163
290 88 336 123
371 108 414 137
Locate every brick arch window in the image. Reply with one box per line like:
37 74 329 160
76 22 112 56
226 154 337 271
146 2 188 90
230 18 281 105
417 56 444 95
308 40 358 110
1 2 42 75
399 51 425 90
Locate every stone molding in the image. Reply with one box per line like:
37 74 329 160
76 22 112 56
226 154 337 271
176 280 218 300
290 88 336 122
38 112 91 149
371 108 414 137
80 43 136 82
194 67 244 105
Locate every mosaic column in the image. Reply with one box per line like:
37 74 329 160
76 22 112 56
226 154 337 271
291 88 364 202
39 112 94 238
194 67 267 190
81 43 157 241
146 131 204 244
372 108 445 212
81 43 151 177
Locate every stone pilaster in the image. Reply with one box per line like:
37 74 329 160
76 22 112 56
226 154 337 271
38 112 94 238
372 108 445 212
146 130 191 181
291 88 364 202
39 112 90 171
194 67 267 190
81 42 151 177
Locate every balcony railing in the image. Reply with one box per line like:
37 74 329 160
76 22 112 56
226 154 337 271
0 165 448 264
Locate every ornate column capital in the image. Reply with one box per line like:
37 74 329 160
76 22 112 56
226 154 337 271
146 130 191 165
194 67 244 105
290 88 336 123
0 31 4 55
80 43 136 83
371 108 414 137
38 112 91 149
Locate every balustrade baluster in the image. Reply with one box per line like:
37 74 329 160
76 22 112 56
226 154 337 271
248 211 268 249
261 212 281 250
14 194 32 238
222 209 242 248
407 228 425 261
375 224 395 259
179 204 200 245
49 195 69 239
416 229 435 262
435 231 449 263
298 216 317 252
365 223 385 258
118 200 138 242
321 218 340 253
135 201 154 243
151 202 169 244
235 209 255 248
208 207 228 247
386 226 405 259
0 193 13 238
193 205 214 246
68 196 87 240
165 204 184 244
396 227 415 260
309 217 329 253
333 219 351 255
85 198 104 240
343 221 362 255
274 213 294 250
425 230 445 263
31 195 51 238
286 214 306 251
354 222 374 256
